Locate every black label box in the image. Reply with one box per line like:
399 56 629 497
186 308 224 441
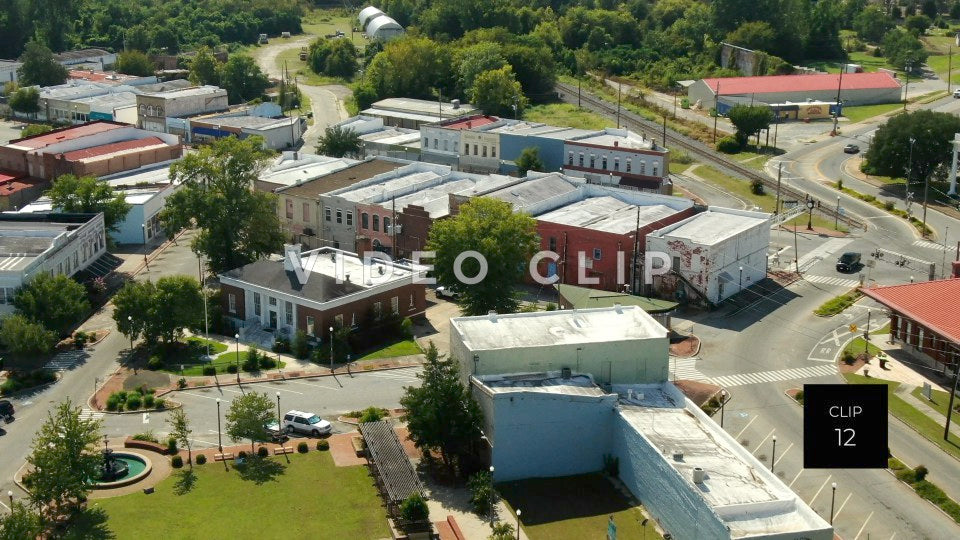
804 384 888 469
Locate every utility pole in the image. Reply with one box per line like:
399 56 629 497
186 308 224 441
631 206 641 294
616 82 622 129
794 224 800 274
713 80 720 143
835 196 840 230
577 78 581 108
945 352 959 441
662 114 667 147
833 66 844 135
942 226 949 279
922 172 930 238
775 163 782 215
904 64 911 112
950 46 954 95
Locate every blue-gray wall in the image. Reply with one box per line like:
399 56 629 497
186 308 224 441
499 134 565 173
112 204 146 244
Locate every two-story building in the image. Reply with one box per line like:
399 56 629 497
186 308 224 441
136 86 229 136
563 128 671 193
419 115 502 168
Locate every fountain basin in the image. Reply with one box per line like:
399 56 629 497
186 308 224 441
93 452 152 489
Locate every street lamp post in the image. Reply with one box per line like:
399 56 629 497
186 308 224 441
127 315 133 351
215 398 223 453
516 509 521 540
830 482 837 524
329 326 334 371
7 490 11 509
276 391 281 429
141 224 149 270
806 199 815 231
907 137 916 198
770 435 777 472
835 196 840 230
719 389 727 428
738 266 743 293
489 465 496 528
234 333 241 384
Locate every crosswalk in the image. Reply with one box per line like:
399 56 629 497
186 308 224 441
803 274 861 288
796 238 852 272
913 239 948 251
709 364 837 388
363 369 421 383
43 350 85 372
79 408 105 421
671 358 708 381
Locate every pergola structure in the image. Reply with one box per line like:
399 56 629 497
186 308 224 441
358 420 426 525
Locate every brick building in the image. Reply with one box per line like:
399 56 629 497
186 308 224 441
220 245 427 347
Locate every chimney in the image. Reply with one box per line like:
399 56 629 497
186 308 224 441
467 121 472 128
953 261 960 278
613 140 618 148
283 244 301 272
488 310 497 322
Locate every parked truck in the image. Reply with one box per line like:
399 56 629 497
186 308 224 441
258 33 269 44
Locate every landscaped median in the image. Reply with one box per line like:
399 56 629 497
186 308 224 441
888 457 960 525
813 289 862 316
833 182 934 236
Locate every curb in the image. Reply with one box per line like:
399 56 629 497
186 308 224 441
1 375 61 400
884 462 960 522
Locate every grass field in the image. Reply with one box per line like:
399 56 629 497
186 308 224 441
300 9 367 48
523 103 614 130
911 385 959 419
844 373 960 461
691 165 777 211
498 474 662 540
79 452 388 540
841 336 882 359
814 290 862 317
783 213 849 232
356 338 422 361
842 102 902 123
669 161 692 174
168 351 286 376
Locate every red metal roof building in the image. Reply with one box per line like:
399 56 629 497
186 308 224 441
689 72 902 108
860 279 960 368
0 171 47 211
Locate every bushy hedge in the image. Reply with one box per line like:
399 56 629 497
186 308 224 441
195 454 207 465
716 136 741 154
171 455 184 468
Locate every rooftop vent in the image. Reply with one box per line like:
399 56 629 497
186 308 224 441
561 367 571 379
693 467 705 483
672 450 684 462
487 310 497 322
345 272 351 282
452 99 461 109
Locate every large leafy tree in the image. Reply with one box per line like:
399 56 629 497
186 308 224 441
160 136 283 273
725 21 777 53
218 55 270 104
454 42 507 96
853 5 894 43
17 40 67 87
25 398 102 515
13 273 89 337
115 50 155 76
307 38 357 78
468 66 528 118
225 391 274 454
8 87 40 116
0 314 56 356
188 47 221 86
46 174 131 235
515 147 545 177
316 125 361 158
863 110 960 185
400 342 482 475
27 0 77 52
113 275 203 346
427 197 538 315
365 36 454 101
882 28 929 70
728 104 773 148
0 501 42 540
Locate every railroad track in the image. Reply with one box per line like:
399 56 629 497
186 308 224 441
554 82 865 231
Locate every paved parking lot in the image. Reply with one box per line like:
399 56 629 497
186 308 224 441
0 119 23 144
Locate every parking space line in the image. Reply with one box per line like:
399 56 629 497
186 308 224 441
788 468 804 488
734 416 758 439
773 443 793 466
807 475 832 506
250 383 303 395
188 438 219 447
177 392 231 402
854 511 874 540
0 498 9 511
283 379 341 391
833 492 852 522
752 429 776 455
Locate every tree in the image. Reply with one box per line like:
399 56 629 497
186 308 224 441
0 501 42 540
882 28 929 70
12 273 89 337
160 137 284 273
515 147 545 176
46 174 131 234
316 125 361 158
113 276 204 346
863 110 960 184
952 1 960 20
115 50 155 76
921 0 939 19
26 398 102 516
17 40 67 87
167 408 193 469
8 87 39 116
805 0 845 59
489 522 515 540
218 55 270 104
0 314 56 356
725 21 777 53
455 42 507 95
469 66 529 118
854 5 895 43
905 14 933 35
428 197 538 315
364 36 454 102
22 124 52 137
150 26 180 54
400 492 430 522
307 38 357 78
189 47 221 86
400 342 483 475
728 104 773 148
225 391 274 454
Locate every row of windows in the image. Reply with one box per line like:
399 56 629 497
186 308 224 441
232 293 414 332
421 137 499 158
568 152 659 176
360 212 391 232
323 207 354 226
52 109 88 122
546 237 603 260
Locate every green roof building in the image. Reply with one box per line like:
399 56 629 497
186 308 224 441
554 283 677 328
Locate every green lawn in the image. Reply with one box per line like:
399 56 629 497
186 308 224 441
356 338 422 361
841 336 882 360
498 474 662 540
814 290 862 317
784 213 849 232
847 51 896 72
301 8 369 49
186 336 228 355
523 103 614 130
845 373 960 461
691 165 777 211
165 351 286 376
911 386 960 419
842 103 902 123
276 46 350 87
81 452 388 540
669 161 692 174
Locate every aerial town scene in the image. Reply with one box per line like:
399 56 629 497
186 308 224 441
2 1 960 539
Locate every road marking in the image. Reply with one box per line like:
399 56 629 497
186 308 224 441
79 408 104 420
708 364 836 387
788 468 805 488
803 274 861 288
363 370 421 382
752 429 776 456
913 239 947 251
177 392 231 402
187 438 219 447
43 350 85 372
0 499 8 511
671 358 709 382
833 492 852 522
284 379 341 391
255 383 303 395
735 416 758 440
807 475 832 506
774 442 793 466
854 511 874 540
796 238 852 272
142 412 150 424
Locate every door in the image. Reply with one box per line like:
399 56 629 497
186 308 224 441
269 311 277 329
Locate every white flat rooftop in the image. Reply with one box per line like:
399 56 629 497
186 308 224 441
141 85 224 99
572 132 656 151
368 97 477 117
100 163 173 188
536 197 678 235
478 372 606 397
485 173 578 212
451 306 667 351
378 174 516 219
361 107 443 124
658 210 769 246
337 170 442 203
259 155 359 187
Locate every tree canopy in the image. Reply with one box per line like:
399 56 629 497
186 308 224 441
8 87 40 115
12 272 89 337
427 197 538 316
218 55 270 104
17 41 67 87
167 408 194 468
115 50 156 76
225 391 275 454
863 110 960 185
112 275 204 346
468 65 528 118
308 38 358 78
882 28 929 71
316 125 361 158
853 5 894 43
0 314 56 357
515 147 545 177
160 136 284 273
0 501 42 540
46 174 131 235
188 47 221 86
728 105 774 148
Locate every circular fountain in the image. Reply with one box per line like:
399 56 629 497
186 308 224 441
93 446 151 489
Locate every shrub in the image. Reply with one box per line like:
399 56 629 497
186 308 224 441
260 356 277 369
360 406 386 423
842 351 856 365
468 471 494 515
143 394 155 408
105 397 119 411
226 364 238 374
545 302 557 311
177 378 187 390
257 446 269 457
74 331 87 349
171 455 183 468
292 331 310 359
196 454 207 465
316 440 329 451
751 178 765 195
154 398 166 410
400 492 430 522
884 200 895 211
167 438 178 454
681 97 690 109
716 136 741 154
126 393 142 410
147 356 163 370
132 431 158 442
837 179 843 190
297 441 309 453
794 390 804 404
238 450 247 459
202 366 216 376
915 464 929 481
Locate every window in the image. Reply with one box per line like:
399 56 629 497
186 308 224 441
601 156 607 170
464 143 469 155
578 153 584 166
443 139 448 151
335 314 343 327
640 160 646 175
74 252 79 268
652 164 659 176
593 248 602 260
473 144 478 155
626 159 632 172
325 207 331 222
374 301 382 317
491 146 496 158
336 209 342 224
334 241 340 249
254 293 261 316
672 256 681 270
384 217 391 233
285 199 294 219
285 301 293 325
589 154 596 168
58 262 63 275
346 211 353 226
391 296 399 314
614 158 619 171
361 212 369 229
409 294 415 308
302 202 310 222
373 215 380 231
568 151 574 165
548 237 557 252
228 294 236 314
351 312 356 327
269 296 277 306
422 138 427 147
433 138 438 149
482 145 487 157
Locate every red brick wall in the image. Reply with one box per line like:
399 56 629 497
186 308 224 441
221 284 246 320
295 282 426 336
395 205 432 259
